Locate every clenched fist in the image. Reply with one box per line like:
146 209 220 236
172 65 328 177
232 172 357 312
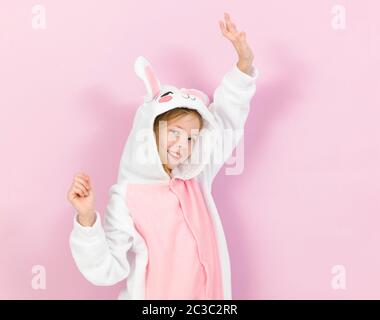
67 172 96 226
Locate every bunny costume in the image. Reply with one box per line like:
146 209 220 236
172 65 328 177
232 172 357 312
69 56 259 299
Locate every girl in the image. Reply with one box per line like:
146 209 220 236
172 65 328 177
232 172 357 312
67 13 259 300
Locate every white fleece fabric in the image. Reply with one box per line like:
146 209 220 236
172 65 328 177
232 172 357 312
69 56 259 299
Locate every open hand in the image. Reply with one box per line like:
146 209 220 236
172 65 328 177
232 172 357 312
219 12 254 74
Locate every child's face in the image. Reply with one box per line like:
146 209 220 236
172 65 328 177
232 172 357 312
156 114 201 171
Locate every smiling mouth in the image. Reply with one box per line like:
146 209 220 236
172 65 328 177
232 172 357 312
168 150 180 159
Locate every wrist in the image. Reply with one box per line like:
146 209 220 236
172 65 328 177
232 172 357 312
236 60 253 75
77 211 96 227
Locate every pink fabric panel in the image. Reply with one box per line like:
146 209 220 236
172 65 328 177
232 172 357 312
126 178 223 299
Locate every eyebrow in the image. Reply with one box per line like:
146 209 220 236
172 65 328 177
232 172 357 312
171 125 200 136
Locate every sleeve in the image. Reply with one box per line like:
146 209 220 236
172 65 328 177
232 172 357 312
69 183 135 286
201 63 260 185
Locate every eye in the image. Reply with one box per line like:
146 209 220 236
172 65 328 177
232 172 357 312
190 95 196 101
161 91 173 98
170 129 179 136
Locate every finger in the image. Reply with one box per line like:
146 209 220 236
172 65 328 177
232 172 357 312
77 172 90 182
220 22 235 41
219 21 225 31
75 176 90 189
75 184 88 197
75 172 90 183
72 186 85 198
224 13 236 33
219 21 228 35
225 17 233 33
76 181 89 195
85 174 91 186
223 13 231 26
230 22 238 33
74 183 88 196
75 179 90 192
75 181 90 195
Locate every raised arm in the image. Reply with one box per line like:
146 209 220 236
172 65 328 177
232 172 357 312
220 12 255 76
201 13 259 185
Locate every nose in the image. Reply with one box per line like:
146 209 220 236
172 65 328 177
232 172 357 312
173 135 187 150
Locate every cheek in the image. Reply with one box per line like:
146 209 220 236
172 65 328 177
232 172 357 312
157 135 167 154
166 139 174 149
180 142 192 157
167 132 176 144
186 140 196 155
158 95 172 103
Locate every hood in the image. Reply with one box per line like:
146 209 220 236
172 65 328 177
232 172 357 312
117 56 220 184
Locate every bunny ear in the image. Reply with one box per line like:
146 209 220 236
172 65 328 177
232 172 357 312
181 88 210 107
134 56 161 100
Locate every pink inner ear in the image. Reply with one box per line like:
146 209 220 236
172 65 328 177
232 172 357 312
185 89 210 107
145 65 160 98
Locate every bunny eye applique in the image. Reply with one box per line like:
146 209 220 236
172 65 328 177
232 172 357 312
180 89 197 101
156 90 198 104
182 93 196 100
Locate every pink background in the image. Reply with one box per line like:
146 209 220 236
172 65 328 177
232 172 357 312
1 0 379 299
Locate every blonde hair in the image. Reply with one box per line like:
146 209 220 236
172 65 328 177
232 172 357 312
153 107 203 175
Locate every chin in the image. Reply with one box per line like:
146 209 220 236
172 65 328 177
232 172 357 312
167 161 179 169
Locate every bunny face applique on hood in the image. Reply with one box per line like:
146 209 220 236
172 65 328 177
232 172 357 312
117 56 220 183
